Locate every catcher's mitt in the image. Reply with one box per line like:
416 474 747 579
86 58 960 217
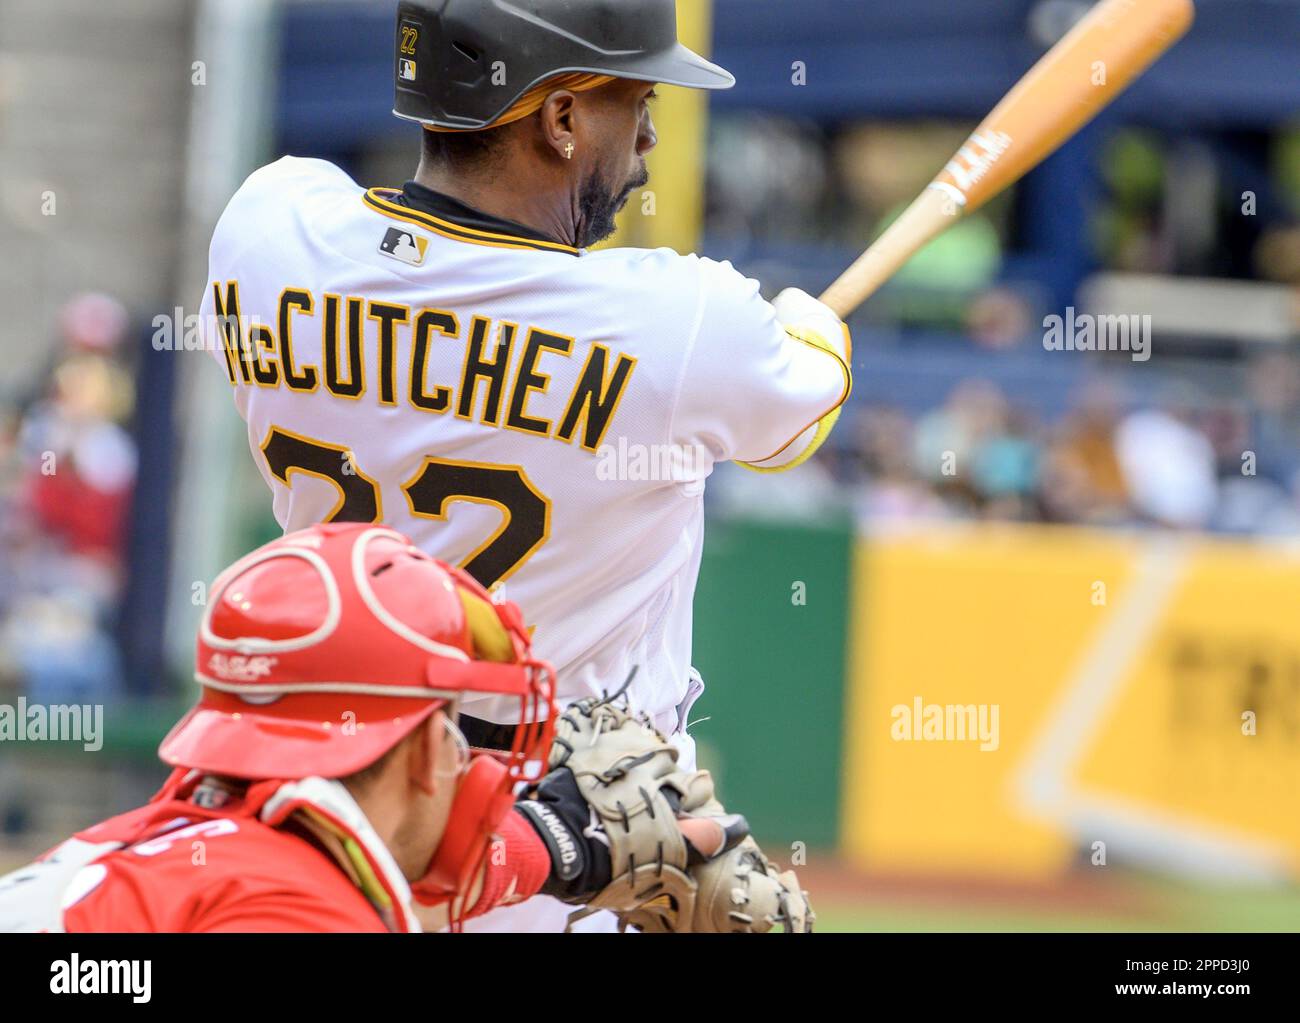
514 693 813 933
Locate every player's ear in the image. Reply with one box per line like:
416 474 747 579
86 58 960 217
539 90 578 163
409 713 443 796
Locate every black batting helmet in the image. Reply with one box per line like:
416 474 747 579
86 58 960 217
393 0 735 131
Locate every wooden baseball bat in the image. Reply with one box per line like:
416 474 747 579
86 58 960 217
819 0 1195 319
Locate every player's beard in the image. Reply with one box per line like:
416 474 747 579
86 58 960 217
576 160 649 248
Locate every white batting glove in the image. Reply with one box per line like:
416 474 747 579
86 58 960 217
772 288 850 361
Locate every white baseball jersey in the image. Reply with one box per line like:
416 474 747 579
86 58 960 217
200 156 849 729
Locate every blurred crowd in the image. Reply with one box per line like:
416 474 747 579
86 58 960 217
0 294 137 708
716 355 1300 537
856 356 1300 534
707 118 1300 289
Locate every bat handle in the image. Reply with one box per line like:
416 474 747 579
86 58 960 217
819 186 959 319
819 251 892 320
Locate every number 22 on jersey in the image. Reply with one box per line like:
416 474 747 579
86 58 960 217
260 425 550 588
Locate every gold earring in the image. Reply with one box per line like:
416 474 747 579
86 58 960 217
564 142 575 160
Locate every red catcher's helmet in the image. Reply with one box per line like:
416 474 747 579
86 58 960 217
159 523 554 781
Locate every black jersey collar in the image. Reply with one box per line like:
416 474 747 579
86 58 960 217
362 181 581 256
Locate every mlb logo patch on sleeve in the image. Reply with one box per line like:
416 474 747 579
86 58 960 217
380 228 429 266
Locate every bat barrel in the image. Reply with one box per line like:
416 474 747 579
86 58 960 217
821 0 1196 319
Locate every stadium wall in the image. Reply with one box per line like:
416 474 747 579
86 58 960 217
694 518 1300 882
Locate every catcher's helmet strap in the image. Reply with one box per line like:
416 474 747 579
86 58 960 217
410 756 516 923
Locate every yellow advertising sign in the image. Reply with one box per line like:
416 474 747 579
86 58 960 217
841 524 1300 881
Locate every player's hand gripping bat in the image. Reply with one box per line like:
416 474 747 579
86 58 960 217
819 0 1196 319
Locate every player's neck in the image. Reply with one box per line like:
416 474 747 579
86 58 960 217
414 159 578 249
345 778 429 882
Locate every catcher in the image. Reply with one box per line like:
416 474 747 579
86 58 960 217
0 524 809 933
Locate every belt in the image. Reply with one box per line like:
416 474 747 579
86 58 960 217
457 713 521 753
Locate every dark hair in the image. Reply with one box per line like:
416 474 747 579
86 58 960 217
337 737 406 792
420 125 507 168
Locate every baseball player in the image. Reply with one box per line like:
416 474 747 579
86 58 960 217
198 0 850 930
0 523 791 933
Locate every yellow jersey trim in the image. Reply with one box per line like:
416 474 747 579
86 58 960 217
739 323 853 474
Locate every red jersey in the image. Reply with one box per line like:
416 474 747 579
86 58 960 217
0 770 550 933
63 802 389 933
